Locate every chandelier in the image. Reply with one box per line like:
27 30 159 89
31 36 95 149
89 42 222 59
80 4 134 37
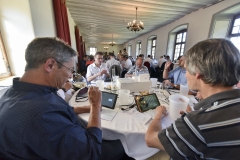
109 34 116 46
103 46 108 50
127 7 144 32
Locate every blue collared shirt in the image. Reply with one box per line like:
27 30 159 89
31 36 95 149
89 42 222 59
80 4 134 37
168 67 187 85
0 78 102 160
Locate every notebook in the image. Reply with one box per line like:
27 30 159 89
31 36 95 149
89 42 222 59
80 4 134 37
101 91 118 109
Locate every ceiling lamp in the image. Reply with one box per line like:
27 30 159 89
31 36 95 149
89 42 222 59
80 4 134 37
127 7 144 32
109 34 116 46
103 46 108 50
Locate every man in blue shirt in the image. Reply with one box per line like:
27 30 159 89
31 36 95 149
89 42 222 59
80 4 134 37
162 56 187 89
0 37 126 160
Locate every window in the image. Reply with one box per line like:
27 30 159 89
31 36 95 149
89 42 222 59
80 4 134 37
89 47 97 55
230 14 240 51
151 38 156 59
136 41 141 57
139 42 141 55
173 30 187 61
0 30 11 78
128 44 132 56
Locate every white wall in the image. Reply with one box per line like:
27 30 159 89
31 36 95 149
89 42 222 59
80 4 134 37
29 0 56 37
124 0 240 59
85 43 123 55
0 0 35 76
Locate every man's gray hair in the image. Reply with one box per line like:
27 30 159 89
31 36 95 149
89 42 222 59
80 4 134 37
184 38 240 86
25 37 77 71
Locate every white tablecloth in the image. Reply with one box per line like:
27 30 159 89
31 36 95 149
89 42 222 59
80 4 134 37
69 88 197 160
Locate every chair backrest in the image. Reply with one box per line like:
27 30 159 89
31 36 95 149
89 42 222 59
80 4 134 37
109 64 122 78
143 61 150 70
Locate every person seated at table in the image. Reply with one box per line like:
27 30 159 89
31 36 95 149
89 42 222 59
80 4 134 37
79 55 88 76
125 58 149 77
145 38 240 159
162 55 187 89
106 52 122 71
86 55 94 66
122 55 132 71
0 37 126 160
86 52 110 83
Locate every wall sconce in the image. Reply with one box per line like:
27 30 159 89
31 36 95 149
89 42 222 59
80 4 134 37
104 46 109 50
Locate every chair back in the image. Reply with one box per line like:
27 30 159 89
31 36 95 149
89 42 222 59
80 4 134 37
143 61 150 71
109 64 122 78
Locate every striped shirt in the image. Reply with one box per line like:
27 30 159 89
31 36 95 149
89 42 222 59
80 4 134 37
159 89 240 159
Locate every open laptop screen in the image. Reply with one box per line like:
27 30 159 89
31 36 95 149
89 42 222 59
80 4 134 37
101 91 118 109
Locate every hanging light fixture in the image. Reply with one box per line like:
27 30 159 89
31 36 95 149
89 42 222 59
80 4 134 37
127 7 144 32
109 34 116 46
103 46 108 50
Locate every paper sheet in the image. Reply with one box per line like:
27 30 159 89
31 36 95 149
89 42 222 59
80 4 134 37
101 109 118 121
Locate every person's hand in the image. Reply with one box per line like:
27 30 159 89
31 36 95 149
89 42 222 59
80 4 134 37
155 106 168 119
63 81 73 91
101 69 108 75
99 69 107 76
88 86 102 110
163 80 172 87
165 62 172 69
180 104 192 115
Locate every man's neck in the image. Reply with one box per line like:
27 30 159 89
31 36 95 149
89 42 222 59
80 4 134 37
20 69 50 87
95 63 101 67
200 82 234 99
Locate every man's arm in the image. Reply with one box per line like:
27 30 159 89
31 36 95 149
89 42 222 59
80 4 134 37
73 105 91 114
86 66 101 82
87 86 102 129
163 62 172 79
145 106 167 150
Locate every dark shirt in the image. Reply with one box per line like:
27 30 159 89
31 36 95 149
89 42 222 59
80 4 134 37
80 59 87 73
159 89 240 159
0 78 102 160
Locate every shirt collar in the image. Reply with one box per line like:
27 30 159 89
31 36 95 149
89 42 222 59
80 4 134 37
194 89 240 110
12 77 58 94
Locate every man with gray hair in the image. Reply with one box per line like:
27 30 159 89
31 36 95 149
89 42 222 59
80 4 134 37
145 39 240 159
0 37 126 160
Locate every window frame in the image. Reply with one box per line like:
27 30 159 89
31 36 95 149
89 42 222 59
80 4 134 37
229 13 240 37
0 30 11 79
229 13 240 51
89 46 97 55
151 37 157 59
173 29 187 61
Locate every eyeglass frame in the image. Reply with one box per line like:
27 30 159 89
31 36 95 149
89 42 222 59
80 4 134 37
54 59 75 73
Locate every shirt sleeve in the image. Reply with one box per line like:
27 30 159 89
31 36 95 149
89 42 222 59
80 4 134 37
23 108 102 160
168 67 178 79
86 65 93 79
158 117 204 160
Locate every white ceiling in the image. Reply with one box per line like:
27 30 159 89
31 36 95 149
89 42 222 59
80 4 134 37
66 0 223 45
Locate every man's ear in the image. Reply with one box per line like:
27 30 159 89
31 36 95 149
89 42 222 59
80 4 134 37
44 59 55 73
196 73 202 79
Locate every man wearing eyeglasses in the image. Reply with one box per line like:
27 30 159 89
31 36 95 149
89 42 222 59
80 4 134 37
0 37 126 160
86 52 110 83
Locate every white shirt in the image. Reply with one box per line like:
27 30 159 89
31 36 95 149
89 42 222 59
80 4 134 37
144 57 152 64
124 59 132 70
158 57 166 68
86 63 109 82
106 58 122 70
57 89 74 102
